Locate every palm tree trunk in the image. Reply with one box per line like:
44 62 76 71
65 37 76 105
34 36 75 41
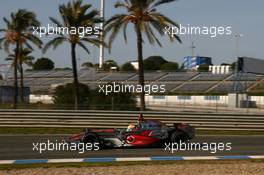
71 43 80 110
13 42 19 109
19 45 24 103
136 25 146 111
19 60 24 103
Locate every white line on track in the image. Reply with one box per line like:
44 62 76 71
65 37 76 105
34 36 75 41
116 157 151 161
48 159 84 163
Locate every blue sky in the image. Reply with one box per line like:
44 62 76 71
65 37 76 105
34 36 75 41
0 0 263 68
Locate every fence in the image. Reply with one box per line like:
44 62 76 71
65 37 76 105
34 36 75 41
0 110 263 131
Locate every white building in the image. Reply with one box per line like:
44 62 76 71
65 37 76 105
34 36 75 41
130 61 139 70
209 65 231 74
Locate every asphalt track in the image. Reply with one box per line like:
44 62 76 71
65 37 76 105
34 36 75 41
0 135 263 160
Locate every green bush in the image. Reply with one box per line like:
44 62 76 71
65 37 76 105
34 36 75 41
33 57 54 70
89 82 137 110
121 62 136 71
144 56 168 70
161 62 179 71
53 83 90 105
53 83 137 110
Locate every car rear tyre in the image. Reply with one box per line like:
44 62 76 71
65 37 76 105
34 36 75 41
170 131 187 143
83 133 99 144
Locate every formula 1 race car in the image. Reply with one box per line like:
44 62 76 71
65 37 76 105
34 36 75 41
66 114 195 148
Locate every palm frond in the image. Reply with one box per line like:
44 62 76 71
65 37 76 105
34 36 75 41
104 14 126 27
3 40 11 53
145 23 162 46
24 33 43 48
149 19 165 35
82 10 100 23
123 21 129 43
5 54 15 61
24 42 34 51
81 4 92 13
0 37 6 49
108 20 125 52
144 23 155 45
22 56 34 66
172 33 182 43
151 12 180 28
42 37 67 53
3 17 11 27
114 1 130 10
77 41 90 54
81 37 106 47
0 29 7 33
49 17 63 27
152 0 177 8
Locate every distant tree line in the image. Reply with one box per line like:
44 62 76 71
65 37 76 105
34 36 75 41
82 56 180 72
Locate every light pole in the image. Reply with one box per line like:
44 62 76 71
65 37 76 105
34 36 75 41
234 33 243 58
190 42 195 57
233 33 243 107
99 0 105 68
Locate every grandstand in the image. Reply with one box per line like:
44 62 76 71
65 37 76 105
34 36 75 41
175 82 216 93
1 69 263 95
128 72 167 81
100 72 135 81
159 72 198 81
195 73 231 81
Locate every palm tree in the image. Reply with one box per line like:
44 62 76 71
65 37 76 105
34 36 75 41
5 48 34 102
0 9 42 108
105 0 182 111
43 0 104 109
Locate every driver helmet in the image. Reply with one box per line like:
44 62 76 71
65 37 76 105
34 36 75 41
127 124 135 131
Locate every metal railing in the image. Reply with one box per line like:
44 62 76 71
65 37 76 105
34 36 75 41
0 110 263 131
